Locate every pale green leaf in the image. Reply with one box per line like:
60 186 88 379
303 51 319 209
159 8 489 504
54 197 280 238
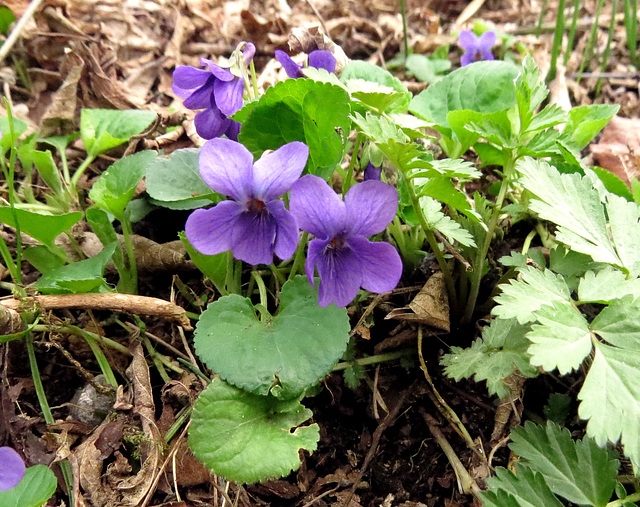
527 301 592 375
189 378 319 484
606 194 640 277
564 104 619 150
81 109 156 157
492 266 571 324
340 60 411 113
509 421 618 506
193 276 350 399
578 343 640 470
591 296 640 350
419 196 476 247
481 465 563 507
0 208 82 248
416 176 482 223
525 104 567 133
578 268 640 303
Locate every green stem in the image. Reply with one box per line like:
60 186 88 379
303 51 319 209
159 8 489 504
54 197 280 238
26 333 74 504
142 335 171 383
402 175 457 308
332 349 413 371
463 150 516 325
70 153 96 189
520 229 538 257
398 0 409 59
288 231 309 281
82 333 118 387
251 270 270 322
608 492 640 507
119 214 138 294
269 263 286 286
164 405 192 443
342 133 363 195
249 59 259 100
31 324 131 356
3 99 22 284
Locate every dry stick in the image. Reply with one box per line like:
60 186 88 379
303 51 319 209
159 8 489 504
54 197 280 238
419 408 481 496
0 0 45 64
0 293 192 329
341 386 411 507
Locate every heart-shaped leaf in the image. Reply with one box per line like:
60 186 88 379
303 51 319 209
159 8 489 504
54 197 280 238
193 275 350 399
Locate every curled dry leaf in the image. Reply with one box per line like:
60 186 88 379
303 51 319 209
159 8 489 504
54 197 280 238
385 272 450 332
591 115 640 186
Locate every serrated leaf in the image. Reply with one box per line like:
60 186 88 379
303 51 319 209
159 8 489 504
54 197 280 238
564 104 619 150
517 158 631 269
193 276 350 399
0 465 57 507
80 109 156 157
0 208 83 249
526 301 592 375
481 465 563 507
549 245 603 280
145 148 219 209
340 60 411 113
419 196 476 247
410 157 481 180
525 104 567 133
589 166 633 201
509 421 619 506
578 268 640 303
591 296 640 350
492 266 571 324
606 194 640 277
442 317 537 398
189 378 319 484
579 343 640 470
415 176 482 223
34 243 116 294
515 54 548 132
89 150 157 219
346 79 407 113
409 61 520 129
239 79 351 180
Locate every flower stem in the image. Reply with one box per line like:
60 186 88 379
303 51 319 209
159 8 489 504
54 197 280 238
608 493 640 507
119 213 138 294
463 150 516 325
251 270 271 322
288 231 309 281
342 133 363 195
332 348 413 371
70 153 97 189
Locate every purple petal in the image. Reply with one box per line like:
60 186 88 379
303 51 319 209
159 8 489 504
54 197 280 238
243 42 256 64
345 181 398 237
478 31 496 50
214 77 245 117
230 210 277 265
182 79 215 110
267 200 299 261
348 236 402 293
275 50 303 79
194 107 231 140
308 50 336 73
479 49 495 61
201 58 235 81
290 175 346 240
363 162 382 181
173 66 212 90
185 201 243 256
199 138 254 200
225 120 241 141
460 52 474 67
307 238 363 307
0 447 25 491
252 142 309 201
458 30 478 51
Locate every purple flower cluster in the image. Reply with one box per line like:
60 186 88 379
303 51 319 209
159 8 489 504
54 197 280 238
458 31 496 66
185 140 402 307
0 446 25 491
172 43 255 140
275 50 336 79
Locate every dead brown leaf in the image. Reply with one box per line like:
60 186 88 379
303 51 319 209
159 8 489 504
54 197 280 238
591 115 640 185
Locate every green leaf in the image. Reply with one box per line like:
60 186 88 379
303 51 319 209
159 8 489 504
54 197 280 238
409 61 520 129
525 104 567 133
605 193 640 277
405 53 451 84
564 104 619 150
481 465 563 507
39 132 80 154
578 268 640 303
464 110 515 148
441 317 537 398
34 243 116 294
0 6 16 36
0 208 82 248
579 343 640 470
189 378 319 484
492 266 572 324
0 465 57 507
239 79 351 180
80 109 156 157
0 116 28 151
346 79 408 114
549 245 603 280
544 393 571 425
514 54 548 132
193 275 350 399
31 149 64 196
589 166 633 201
415 176 482 223
410 157 481 180
89 150 157 219
341 60 411 113
509 421 619 506
526 301 592 375
591 296 640 350
85 207 126 278
23 245 65 273
145 148 219 209
419 196 476 247
179 231 227 295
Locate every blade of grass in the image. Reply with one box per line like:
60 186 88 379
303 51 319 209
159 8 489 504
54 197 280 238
547 0 567 83
563 0 582 66
576 0 606 83
623 0 639 67
597 0 619 94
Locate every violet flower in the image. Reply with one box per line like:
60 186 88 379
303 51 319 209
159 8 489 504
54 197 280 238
185 138 309 265
290 175 402 307
0 447 25 491
458 31 496 66
172 43 255 140
363 162 382 181
275 49 336 79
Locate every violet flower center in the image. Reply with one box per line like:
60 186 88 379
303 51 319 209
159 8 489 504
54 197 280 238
327 235 347 251
246 198 267 214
